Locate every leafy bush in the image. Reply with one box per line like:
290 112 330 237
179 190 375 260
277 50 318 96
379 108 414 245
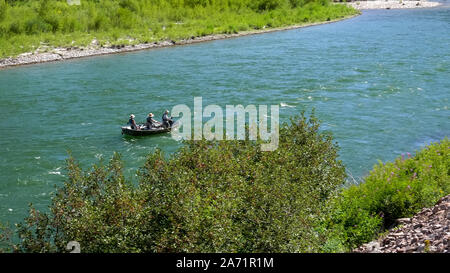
325 138 450 250
9 114 346 253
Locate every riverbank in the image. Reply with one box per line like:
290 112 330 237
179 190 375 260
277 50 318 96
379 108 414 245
355 195 450 253
0 1 358 67
0 14 360 69
327 138 450 252
0 0 442 69
347 0 441 10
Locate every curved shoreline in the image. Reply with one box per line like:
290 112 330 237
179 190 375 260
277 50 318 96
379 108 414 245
0 14 361 70
0 1 443 69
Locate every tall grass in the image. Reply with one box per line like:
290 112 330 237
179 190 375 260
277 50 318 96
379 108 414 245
0 0 358 58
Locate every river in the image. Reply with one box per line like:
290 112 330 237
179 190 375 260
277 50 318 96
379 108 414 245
0 6 449 225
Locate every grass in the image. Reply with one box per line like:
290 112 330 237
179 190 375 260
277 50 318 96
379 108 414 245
0 0 358 58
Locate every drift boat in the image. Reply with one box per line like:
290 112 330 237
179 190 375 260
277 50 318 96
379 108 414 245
121 121 179 136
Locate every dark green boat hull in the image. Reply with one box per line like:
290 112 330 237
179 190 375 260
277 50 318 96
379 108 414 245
121 121 179 136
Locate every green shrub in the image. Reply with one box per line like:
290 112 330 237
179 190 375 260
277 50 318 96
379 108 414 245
325 138 450 250
0 0 7 22
119 0 140 13
9 113 346 253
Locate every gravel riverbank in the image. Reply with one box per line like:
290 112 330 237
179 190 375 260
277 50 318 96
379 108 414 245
355 195 450 253
347 0 441 10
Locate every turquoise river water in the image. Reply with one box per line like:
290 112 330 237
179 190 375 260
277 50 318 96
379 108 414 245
0 7 449 225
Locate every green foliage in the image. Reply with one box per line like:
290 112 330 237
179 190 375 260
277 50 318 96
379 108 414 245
0 0 7 22
0 222 13 253
324 138 450 251
8 114 346 253
1 113 448 253
0 0 358 57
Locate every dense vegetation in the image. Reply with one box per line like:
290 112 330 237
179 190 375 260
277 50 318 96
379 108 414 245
0 113 447 253
0 0 357 58
323 138 449 251
2 114 347 253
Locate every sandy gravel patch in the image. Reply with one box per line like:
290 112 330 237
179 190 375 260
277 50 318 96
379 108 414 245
347 0 441 10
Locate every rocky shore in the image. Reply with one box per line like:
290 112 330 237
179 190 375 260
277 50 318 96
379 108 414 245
0 15 361 69
355 195 450 253
347 0 441 10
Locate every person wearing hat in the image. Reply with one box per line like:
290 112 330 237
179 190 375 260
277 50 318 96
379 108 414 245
146 113 160 129
128 114 138 130
162 110 174 128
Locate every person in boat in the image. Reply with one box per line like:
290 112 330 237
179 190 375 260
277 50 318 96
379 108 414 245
162 110 174 128
128 114 139 130
145 113 161 129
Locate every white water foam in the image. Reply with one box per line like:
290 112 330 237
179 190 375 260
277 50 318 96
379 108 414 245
280 102 295 108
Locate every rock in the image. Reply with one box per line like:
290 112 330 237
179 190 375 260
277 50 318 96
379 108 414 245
421 228 430 235
417 245 425 252
396 218 411 225
405 246 416 253
433 206 440 213
366 241 381 252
